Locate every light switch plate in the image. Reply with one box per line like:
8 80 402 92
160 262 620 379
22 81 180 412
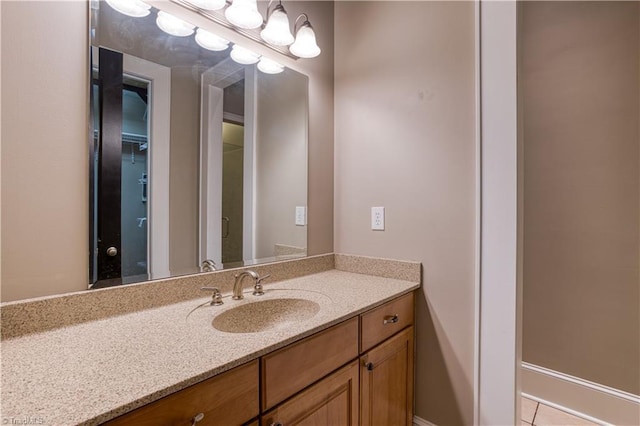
371 207 385 230
295 206 306 226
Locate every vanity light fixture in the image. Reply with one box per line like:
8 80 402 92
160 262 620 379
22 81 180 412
224 0 264 30
260 0 294 47
289 14 321 59
156 11 196 36
257 57 284 74
230 45 260 64
195 28 230 51
105 0 151 17
184 0 226 11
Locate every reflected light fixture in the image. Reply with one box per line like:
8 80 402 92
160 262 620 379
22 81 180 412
156 11 195 36
105 0 151 17
260 0 294 46
289 14 320 58
195 28 230 51
230 45 260 64
185 0 226 11
225 0 264 30
257 57 285 74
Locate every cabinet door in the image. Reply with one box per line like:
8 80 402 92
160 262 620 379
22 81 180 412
360 326 414 426
261 360 359 426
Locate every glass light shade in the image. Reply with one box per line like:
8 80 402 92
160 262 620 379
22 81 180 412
105 0 151 18
257 57 284 74
195 29 230 51
224 0 264 29
156 11 195 37
230 45 260 65
260 6 294 46
185 0 225 11
289 24 320 58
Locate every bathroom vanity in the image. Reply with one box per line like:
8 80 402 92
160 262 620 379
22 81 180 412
0 255 420 425
106 292 414 426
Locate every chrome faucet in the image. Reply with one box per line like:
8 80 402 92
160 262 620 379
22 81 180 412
232 270 271 300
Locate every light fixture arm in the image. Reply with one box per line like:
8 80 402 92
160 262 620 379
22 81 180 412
264 0 285 26
293 13 312 32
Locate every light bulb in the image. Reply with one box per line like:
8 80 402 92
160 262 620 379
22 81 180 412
290 22 320 58
224 0 263 29
185 0 225 11
230 45 260 65
195 29 230 51
156 11 195 37
105 0 151 18
260 5 294 46
257 57 284 74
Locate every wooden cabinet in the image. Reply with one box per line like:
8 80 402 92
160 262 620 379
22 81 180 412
104 360 259 426
360 326 414 426
261 360 360 426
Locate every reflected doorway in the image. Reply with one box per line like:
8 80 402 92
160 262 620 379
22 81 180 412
221 121 244 264
91 53 150 286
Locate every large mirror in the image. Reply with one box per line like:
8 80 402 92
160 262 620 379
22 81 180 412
90 1 308 287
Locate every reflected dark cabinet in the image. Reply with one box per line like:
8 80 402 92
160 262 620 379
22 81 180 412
92 47 123 287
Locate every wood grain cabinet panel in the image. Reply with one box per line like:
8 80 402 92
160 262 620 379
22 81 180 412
104 360 259 426
360 326 414 426
261 318 359 411
360 292 414 353
261 360 360 426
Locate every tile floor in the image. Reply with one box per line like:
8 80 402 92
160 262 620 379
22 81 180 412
521 396 600 426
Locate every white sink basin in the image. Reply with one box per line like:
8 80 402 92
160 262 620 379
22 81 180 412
212 298 321 333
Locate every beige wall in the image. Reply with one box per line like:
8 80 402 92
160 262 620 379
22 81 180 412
1 1 89 301
168 69 200 275
521 1 640 395
334 2 477 424
0 1 334 302
255 69 307 259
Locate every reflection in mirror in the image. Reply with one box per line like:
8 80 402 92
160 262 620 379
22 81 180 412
90 1 308 288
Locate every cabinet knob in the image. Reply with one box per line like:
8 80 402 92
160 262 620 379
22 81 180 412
270 422 283 426
365 362 374 371
383 314 399 325
191 413 205 426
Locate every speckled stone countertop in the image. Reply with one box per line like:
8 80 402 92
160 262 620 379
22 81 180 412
1 268 419 425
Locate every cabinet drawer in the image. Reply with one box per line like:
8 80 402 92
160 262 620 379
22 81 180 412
360 292 414 353
261 317 359 411
104 360 259 426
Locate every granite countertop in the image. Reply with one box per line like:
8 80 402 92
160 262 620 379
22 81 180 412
1 269 419 425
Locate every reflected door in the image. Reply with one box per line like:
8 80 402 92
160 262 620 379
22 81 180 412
222 121 244 264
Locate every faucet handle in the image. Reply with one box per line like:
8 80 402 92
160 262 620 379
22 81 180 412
201 287 223 306
253 274 271 296
257 274 271 284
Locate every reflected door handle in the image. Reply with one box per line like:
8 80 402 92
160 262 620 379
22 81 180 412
222 216 230 238
106 247 118 257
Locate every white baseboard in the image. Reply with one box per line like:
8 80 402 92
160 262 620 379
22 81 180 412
413 415 437 426
522 362 640 426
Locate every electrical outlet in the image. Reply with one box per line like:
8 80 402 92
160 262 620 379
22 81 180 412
371 207 385 231
295 206 306 226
